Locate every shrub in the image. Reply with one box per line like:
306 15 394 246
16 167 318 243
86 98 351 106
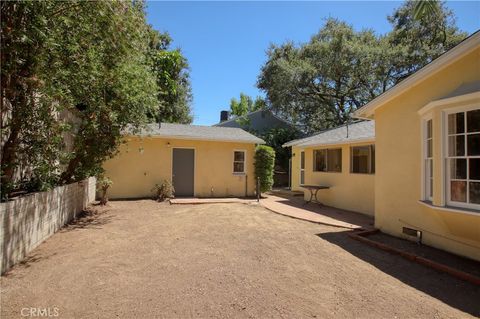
254 145 275 194
97 176 113 205
152 179 175 201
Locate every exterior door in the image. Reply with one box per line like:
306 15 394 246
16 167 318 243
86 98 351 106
172 148 195 197
300 151 305 185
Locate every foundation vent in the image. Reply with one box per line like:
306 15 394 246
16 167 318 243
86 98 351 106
402 227 422 244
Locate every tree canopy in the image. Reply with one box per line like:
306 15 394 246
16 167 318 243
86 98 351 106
257 0 467 133
229 93 266 118
147 28 193 124
1 1 193 198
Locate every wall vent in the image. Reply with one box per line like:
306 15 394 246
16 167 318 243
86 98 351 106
402 227 422 244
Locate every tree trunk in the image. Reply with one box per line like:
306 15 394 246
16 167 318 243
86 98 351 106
1 124 20 191
1 84 26 196
60 155 81 184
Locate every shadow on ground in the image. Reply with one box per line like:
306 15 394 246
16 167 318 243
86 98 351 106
318 231 480 317
3 208 112 276
270 193 374 229
62 207 114 231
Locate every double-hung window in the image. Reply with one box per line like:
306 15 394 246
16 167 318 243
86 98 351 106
446 108 480 209
351 145 375 174
233 150 246 174
313 149 342 172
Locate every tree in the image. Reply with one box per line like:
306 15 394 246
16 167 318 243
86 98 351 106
147 28 193 124
230 93 252 117
253 96 267 112
51 1 158 184
258 19 384 133
413 0 440 21
257 2 467 134
229 93 267 117
387 0 467 83
1 1 160 197
254 145 275 193
261 127 302 172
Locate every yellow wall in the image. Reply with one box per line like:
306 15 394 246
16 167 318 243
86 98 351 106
373 47 480 261
291 143 375 216
103 137 257 198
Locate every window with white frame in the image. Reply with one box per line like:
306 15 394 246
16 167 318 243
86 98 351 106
424 119 433 201
446 108 480 209
300 151 305 185
233 150 246 173
313 148 342 172
351 145 375 174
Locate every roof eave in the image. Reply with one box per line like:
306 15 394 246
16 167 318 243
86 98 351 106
125 134 264 144
295 137 375 148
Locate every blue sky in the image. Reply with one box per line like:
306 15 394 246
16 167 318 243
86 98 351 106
146 1 480 125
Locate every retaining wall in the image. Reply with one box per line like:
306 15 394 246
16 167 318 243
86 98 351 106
0 177 96 274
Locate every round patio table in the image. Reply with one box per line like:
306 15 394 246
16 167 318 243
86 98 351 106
301 185 330 205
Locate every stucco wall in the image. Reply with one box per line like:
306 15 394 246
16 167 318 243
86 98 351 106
0 177 96 274
374 47 480 261
291 143 375 216
103 137 257 198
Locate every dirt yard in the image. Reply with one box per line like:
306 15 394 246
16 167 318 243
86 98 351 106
1 200 479 318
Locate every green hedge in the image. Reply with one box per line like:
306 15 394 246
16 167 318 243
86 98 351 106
254 145 275 193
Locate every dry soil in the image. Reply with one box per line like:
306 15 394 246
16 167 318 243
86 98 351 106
1 200 479 318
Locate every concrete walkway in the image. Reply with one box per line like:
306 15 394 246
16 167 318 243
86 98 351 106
170 194 373 230
261 194 373 230
169 198 257 205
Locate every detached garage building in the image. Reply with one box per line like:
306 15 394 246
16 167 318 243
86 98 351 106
103 123 265 199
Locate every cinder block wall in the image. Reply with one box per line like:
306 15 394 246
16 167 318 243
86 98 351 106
0 177 96 274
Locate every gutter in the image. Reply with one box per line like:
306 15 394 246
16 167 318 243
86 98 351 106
125 134 265 145
283 137 375 148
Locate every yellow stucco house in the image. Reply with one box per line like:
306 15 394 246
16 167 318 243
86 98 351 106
284 121 376 216
285 31 480 261
103 123 264 199
355 31 480 261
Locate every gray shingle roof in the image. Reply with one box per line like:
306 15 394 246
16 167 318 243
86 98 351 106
283 120 375 148
213 109 301 133
128 123 265 144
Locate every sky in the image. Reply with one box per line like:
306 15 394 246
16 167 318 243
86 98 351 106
146 1 480 125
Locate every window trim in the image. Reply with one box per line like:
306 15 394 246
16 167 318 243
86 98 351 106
420 115 433 201
313 148 342 173
233 150 246 174
443 105 480 210
299 150 305 185
350 144 375 175
418 200 480 217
